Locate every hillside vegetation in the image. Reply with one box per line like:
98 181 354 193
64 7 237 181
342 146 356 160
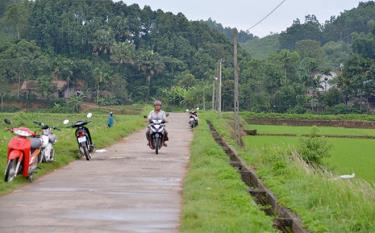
0 0 238 110
1 1 375 115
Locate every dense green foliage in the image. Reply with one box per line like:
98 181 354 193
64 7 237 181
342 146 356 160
297 127 332 165
238 2 375 113
241 34 280 59
1 1 375 114
204 18 256 43
0 0 237 109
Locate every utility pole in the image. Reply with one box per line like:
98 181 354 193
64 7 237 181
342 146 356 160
203 83 206 111
203 94 206 111
212 77 217 110
218 58 223 112
233 28 241 146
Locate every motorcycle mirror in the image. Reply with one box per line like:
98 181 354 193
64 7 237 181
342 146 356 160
87 113 93 119
4 119 11 125
63 119 70 125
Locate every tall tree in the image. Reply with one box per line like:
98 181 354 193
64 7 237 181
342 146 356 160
137 50 165 100
3 1 30 40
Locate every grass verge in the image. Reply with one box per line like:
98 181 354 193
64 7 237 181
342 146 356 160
247 124 375 136
0 111 145 195
245 135 375 183
207 113 375 233
181 119 277 233
241 112 375 121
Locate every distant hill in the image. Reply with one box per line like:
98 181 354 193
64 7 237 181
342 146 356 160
241 34 280 60
0 0 239 105
203 18 256 43
279 2 375 49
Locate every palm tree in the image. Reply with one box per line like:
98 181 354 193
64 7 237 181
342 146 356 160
137 50 165 100
110 42 135 65
68 95 85 113
93 68 109 105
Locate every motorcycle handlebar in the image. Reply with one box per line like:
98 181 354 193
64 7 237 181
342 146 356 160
149 120 166 124
33 121 61 131
70 121 91 128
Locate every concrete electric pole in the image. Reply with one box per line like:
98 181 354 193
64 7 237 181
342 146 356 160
218 58 223 112
233 28 241 146
212 77 217 111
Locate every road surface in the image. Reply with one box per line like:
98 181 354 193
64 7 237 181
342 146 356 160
0 113 192 233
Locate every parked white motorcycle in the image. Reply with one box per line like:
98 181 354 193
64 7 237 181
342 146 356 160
186 108 199 128
33 121 59 163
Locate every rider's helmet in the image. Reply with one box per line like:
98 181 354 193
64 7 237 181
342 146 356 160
154 100 162 106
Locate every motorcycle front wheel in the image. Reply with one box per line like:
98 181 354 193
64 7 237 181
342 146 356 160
4 159 17 182
154 137 160 155
49 148 55 162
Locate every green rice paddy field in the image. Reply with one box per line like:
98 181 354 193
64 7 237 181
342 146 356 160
245 124 375 183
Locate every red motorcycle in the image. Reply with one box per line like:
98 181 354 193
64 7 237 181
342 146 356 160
3 119 42 182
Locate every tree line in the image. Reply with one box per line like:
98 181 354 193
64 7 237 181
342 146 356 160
238 1 375 114
0 0 235 111
0 0 375 114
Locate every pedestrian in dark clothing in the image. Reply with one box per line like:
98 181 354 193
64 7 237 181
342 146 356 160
107 112 114 128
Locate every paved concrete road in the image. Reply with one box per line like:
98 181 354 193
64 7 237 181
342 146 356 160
0 113 192 233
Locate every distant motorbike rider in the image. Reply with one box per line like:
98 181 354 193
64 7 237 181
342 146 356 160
190 110 198 119
146 100 169 148
188 109 199 127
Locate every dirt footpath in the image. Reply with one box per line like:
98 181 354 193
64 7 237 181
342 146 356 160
0 113 192 233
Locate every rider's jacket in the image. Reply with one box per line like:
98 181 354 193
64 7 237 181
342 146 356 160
148 110 167 122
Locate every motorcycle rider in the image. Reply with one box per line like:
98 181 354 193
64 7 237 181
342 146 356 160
146 100 168 148
190 109 198 119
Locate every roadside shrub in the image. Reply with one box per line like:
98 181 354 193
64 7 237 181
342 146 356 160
50 103 72 113
297 127 332 165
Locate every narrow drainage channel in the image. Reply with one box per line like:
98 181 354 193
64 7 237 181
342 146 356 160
207 121 309 233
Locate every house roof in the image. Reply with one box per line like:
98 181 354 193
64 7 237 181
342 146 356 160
21 80 38 90
53 80 68 90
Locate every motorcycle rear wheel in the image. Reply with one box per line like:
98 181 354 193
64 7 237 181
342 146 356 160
4 159 17 182
83 145 91 161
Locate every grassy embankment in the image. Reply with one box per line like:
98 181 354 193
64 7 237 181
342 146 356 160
241 112 375 121
246 124 375 183
181 119 277 233
207 112 375 233
0 107 146 195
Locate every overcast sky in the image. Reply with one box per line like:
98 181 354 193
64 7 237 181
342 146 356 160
120 0 370 37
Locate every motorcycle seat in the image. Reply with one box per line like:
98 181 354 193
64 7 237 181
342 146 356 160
30 138 42 149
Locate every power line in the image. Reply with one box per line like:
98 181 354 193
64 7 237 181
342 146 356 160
247 0 287 32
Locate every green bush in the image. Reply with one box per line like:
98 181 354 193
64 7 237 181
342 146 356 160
297 127 332 165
